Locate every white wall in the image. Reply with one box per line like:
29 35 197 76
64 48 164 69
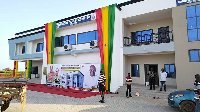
125 54 176 86
110 7 124 92
54 52 100 64
121 0 176 19
126 18 173 37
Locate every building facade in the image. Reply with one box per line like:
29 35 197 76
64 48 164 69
8 0 200 92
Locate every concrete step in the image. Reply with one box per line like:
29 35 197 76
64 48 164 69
116 83 177 99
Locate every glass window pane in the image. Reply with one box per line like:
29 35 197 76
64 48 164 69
198 29 200 41
188 29 197 41
165 65 170 77
55 38 60 47
190 50 200 62
95 31 98 40
131 64 139 77
86 31 95 43
197 17 200 28
78 33 86 44
187 17 196 29
196 5 200 16
186 5 196 18
40 43 44 51
64 36 68 45
170 65 175 78
69 34 76 45
22 46 25 54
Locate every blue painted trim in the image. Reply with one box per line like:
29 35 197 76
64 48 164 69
11 53 43 60
9 32 44 60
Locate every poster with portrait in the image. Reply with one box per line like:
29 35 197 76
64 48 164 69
80 64 100 89
46 64 100 90
46 64 61 87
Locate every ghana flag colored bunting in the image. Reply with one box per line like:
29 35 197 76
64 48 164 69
45 22 56 64
26 60 32 79
13 61 18 78
95 4 115 91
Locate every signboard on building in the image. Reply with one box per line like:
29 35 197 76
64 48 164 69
177 0 200 6
56 13 96 29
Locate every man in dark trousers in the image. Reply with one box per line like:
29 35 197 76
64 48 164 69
194 74 200 112
148 68 156 90
98 70 106 103
126 73 132 98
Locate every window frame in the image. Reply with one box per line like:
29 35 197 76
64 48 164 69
131 64 140 77
164 64 176 78
186 4 200 42
189 49 200 62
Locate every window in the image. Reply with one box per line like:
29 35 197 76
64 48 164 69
189 49 200 62
55 37 64 47
22 46 25 54
86 31 96 43
164 64 175 78
186 5 200 41
78 30 98 44
131 29 153 44
131 64 139 77
36 43 44 52
69 34 76 45
78 33 86 44
64 36 69 45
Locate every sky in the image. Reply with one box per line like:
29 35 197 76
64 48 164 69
0 0 129 71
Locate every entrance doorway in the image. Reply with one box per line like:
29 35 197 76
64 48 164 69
144 64 159 86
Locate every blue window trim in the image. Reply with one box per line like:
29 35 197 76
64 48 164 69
164 64 176 78
189 49 200 62
131 64 140 77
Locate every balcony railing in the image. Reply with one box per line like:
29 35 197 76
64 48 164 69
124 30 173 46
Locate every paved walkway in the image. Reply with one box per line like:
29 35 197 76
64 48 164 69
4 84 181 112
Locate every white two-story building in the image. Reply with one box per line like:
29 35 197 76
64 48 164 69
8 0 200 92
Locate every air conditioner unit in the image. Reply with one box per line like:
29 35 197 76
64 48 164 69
90 40 98 48
64 44 72 51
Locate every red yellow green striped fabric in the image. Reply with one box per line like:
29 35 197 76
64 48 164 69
45 22 56 64
26 60 32 79
95 4 115 91
13 61 18 78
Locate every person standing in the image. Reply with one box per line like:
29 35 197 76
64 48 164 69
160 68 167 92
98 70 106 103
126 73 132 98
194 74 200 112
148 68 156 90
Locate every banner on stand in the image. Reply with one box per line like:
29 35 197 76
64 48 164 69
46 64 100 91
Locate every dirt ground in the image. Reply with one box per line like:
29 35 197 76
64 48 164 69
0 74 23 78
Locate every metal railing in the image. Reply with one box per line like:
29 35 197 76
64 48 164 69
124 30 173 46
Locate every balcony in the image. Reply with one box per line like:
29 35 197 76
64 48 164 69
123 29 174 55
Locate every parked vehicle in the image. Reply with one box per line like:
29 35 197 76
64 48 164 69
0 78 28 112
168 89 195 112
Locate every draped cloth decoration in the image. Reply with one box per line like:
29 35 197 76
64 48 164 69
13 61 18 78
45 21 56 64
95 4 115 91
26 60 32 79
